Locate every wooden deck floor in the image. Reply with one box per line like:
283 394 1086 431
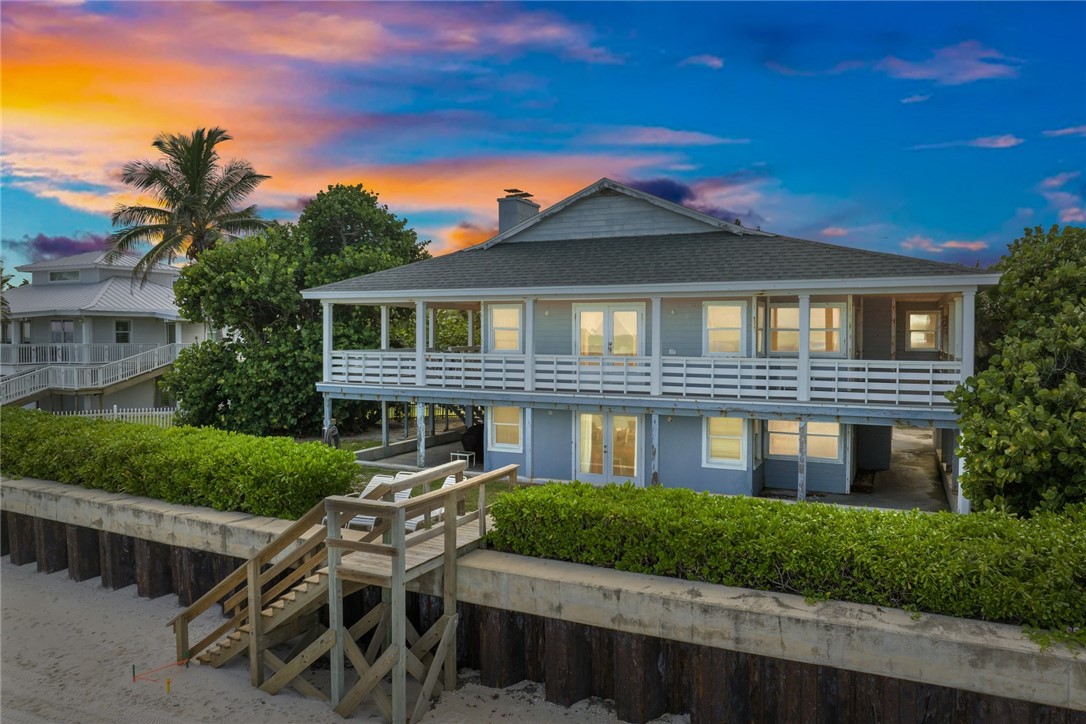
334 519 489 588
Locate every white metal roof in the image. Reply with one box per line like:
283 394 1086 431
16 250 179 275
2 276 181 319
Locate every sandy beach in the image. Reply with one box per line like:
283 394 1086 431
1 557 681 723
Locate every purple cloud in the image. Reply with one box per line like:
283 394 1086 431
4 232 111 263
900 94 931 104
1043 125 1086 138
910 134 1024 150
624 175 768 228
876 41 1020 85
680 54 724 70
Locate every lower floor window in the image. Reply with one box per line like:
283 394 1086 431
704 416 746 468
768 421 840 460
488 406 523 452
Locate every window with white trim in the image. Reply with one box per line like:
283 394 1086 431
49 270 79 282
488 304 522 353
703 416 746 469
767 421 841 461
487 406 523 453
703 302 745 355
769 303 845 355
907 311 939 351
115 320 132 344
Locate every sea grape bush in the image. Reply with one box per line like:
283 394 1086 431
489 483 1086 645
0 407 355 519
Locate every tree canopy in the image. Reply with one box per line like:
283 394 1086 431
165 183 429 436
109 127 270 281
949 225 1086 515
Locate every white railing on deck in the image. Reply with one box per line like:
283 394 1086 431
326 350 961 408
0 343 186 405
0 343 162 366
53 406 177 428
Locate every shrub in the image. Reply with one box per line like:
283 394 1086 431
0 407 356 519
489 483 1086 645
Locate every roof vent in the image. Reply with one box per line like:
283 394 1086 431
497 189 540 233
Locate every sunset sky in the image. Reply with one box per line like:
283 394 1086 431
2 1 1084 277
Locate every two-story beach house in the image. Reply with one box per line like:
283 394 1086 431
1 250 204 410
302 179 999 513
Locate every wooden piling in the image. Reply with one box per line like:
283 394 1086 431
613 631 665 723
34 517 68 573
134 537 174 599
543 618 592 707
99 531 137 589
177 548 217 607
522 613 546 683
478 607 526 688
65 524 101 582
5 512 37 566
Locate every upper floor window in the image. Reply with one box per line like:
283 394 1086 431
49 270 79 282
115 320 132 344
907 312 939 351
487 406 523 453
770 303 845 355
767 421 841 461
703 416 746 469
703 302 745 355
488 304 522 353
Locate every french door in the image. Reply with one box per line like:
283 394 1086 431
574 304 643 357
576 412 641 485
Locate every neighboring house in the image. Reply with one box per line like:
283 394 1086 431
0 250 205 410
302 179 999 513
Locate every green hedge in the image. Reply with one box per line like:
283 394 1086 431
0 407 356 519
489 483 1086 645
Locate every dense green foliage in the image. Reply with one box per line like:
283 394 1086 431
950 225 1086 515
166 184 430 436
0 407 355 519
109 127 269 280
490 483 1086 644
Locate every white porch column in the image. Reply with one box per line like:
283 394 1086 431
524 298 535 391
797 420 808 501
380 305 390 350
7 320 16 345
798 294 811 401
322 301 333 382
650 413 660 486
524 408 534 480
428 308 436 350
467 310 475 347
82 318 93 345
961 290 975 381
323 395 332 430
381 403 389 448
415 300 426 386
416 401 427 468
650 297 662 396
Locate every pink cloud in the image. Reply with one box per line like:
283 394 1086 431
876 41 1020 85
821 227 849 237
765 59 866 77
1041 171 1081 189
900 94 931 104
1042 125 1086 138
943 240 988 251
901 235 988 254
584 126 749 147
911 134 1023 151
1036 172 1086 222
680 54 724 70
1059 207 1086 223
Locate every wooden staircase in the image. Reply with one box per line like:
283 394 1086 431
169 461 519 723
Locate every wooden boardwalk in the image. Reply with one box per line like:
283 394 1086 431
171 461 518 723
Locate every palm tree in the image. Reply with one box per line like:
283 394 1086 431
109 127 271 280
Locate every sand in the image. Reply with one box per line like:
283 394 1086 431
1 557 682 723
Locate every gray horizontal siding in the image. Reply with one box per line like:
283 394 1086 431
509 194 716 243
659 414 755 495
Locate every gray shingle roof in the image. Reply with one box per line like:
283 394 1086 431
306 231 978 295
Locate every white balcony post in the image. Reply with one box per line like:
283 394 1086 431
380 305 390 350
524 298 535 391
797 420 808 501
415 300 426 386
467 309 475 347
428 308 436 350
798 294 811 401
961 290 975 381
650 413 660 485
524 408 534 479
82 318 93 345
650 297 662 396
322 302 333 382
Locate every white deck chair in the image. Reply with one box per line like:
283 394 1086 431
405 475 459 533
322 474 395 532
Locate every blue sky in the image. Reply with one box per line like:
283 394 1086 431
2 1 1084 278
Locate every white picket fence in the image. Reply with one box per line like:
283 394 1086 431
53 406 177 428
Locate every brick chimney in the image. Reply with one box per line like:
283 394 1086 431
497 189 540 233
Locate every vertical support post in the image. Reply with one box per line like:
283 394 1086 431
442 486 458 693
381 402 390 448
951 297 962 360
430 403 436 437
403 403 410 439
83 317 93 344
323 394 332 431
650 297 662 396
480 303 487 353
415 300 426 386
428 308 436 350
326 505 345 705
322 301 333 382
467 404 476 428
467 309 475 347
391 507 407 723
524 298 535 391
846 294 855 358
650 413 660 486
380 304 390 350
957 289 976 515
797 420 808 501
798 294 811 402
246 557 264 686
524 408 534 480
890 297 898 360
416 401 427 468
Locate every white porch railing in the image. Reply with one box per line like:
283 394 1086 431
0 343 162 366
327 350 962 408
53 406 177 428
0 343 187 405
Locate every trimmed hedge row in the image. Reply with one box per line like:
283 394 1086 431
0 407 356 519
489 483 1086 645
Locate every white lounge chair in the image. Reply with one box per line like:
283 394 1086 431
405 475 459 533
322 474 395 532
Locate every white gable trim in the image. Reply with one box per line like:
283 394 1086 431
473 178 770 251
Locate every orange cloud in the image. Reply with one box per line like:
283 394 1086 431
436 221 501 254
